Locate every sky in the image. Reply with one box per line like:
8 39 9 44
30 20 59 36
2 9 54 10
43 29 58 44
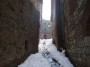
42 0 51 20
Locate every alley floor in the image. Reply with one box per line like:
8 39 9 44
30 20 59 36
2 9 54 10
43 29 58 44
18 39 74 67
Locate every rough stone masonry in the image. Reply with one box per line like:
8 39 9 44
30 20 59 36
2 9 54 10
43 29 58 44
51 0 90 67
0 0 40 67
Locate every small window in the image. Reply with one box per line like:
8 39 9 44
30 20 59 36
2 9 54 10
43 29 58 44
45 23 46 25
44 28 46 31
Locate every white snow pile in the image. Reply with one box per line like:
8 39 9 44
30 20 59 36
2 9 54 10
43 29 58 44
18 38 74 67
18 53 51 67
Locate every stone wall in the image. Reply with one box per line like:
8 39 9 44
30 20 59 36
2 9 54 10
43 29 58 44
60 0 90 67
40 19 52 39
51 0 90 66
0 0 40 67
51 0 65 48
51 0 58 46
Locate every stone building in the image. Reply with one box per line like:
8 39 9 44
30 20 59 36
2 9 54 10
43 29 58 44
39 19 52 39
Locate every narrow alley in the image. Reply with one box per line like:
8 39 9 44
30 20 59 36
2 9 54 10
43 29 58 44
0 0 90 67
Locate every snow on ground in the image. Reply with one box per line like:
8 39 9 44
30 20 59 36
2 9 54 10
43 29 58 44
18 53 51 67
47 44 73 67
18 38 74 67
38 38 52 52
